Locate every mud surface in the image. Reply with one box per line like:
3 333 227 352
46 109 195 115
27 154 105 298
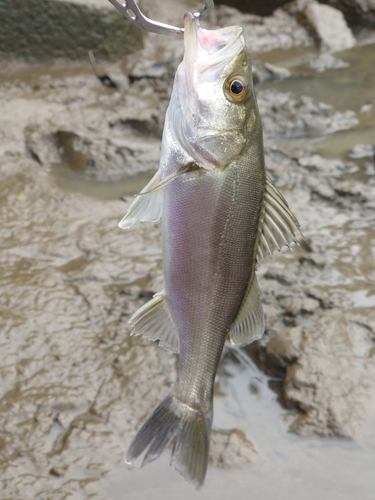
0 3 375 499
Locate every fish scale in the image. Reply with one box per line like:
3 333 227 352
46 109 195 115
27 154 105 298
120 12 302 489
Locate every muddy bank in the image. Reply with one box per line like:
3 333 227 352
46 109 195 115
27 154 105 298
253 146 375 437
0 2 375 498
0 151 257 500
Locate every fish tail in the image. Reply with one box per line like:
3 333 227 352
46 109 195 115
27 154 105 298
126 392 212 489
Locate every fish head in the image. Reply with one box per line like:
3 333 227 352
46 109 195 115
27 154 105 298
171 13 258 170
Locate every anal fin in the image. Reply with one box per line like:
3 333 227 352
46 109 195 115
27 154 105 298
129 292 179 353
229 274 265 346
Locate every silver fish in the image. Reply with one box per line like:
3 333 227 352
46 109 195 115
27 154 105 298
119 13 302 489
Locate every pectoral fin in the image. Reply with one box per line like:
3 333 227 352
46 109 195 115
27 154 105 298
118 164 196 229
257 175 304 262
139 163 195 195
129 292 179 353
229 275 265 346
118 171 164 229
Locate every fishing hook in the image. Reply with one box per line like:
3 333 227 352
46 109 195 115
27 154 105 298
107 0 214 36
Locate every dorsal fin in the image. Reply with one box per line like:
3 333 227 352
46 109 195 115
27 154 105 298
257 175 303 262
129 292 179 353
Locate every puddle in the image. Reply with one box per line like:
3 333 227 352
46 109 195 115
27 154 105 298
50 163 155 201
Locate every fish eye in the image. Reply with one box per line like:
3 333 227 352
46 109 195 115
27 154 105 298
231 80 244 94
224 76 248 102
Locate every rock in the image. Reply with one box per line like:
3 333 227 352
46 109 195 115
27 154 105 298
360 103 373 114
349 144 375 159
252 61 291 83
307 176 336 201
308 53 350 72
264 62 292 79
365 161 375 175
209 430 257 467
214 0 375 28
0 0 142 61
320 0 375 28
284 0 356 53
214 0 291 16
208 5 313 53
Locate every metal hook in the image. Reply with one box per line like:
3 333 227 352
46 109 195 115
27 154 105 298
107 0 214 36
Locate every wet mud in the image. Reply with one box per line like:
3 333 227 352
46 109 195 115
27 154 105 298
0 2 375 498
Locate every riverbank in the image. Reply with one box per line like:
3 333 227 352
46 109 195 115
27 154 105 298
0 2 374 498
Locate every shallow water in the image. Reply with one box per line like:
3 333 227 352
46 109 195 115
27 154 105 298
50 163 156 201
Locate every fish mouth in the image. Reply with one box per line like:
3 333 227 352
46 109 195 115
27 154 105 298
183 12 244 80
176 15 247 168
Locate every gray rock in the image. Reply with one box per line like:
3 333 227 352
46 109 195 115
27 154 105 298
308 53 350 72
214 0 375 28
252 61 291 83
214 0 291 16
320 0 375 28
349 143 375 159
264 63 292 79
360 103 374 114
284 0 356 52
208 4 314 53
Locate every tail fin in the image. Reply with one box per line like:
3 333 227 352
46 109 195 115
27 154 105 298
126 393 212 489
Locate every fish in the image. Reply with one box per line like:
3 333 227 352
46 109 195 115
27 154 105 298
119 12 302 489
